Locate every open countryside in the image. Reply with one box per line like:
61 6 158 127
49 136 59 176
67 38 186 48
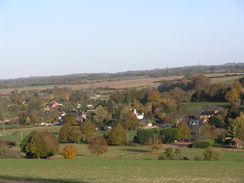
1 66 244 182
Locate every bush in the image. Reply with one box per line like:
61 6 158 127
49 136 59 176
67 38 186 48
165 148 174 159
0 140 17 148
205 139 215 146
203 147 222 161
0 143 9 158
194 156 204 161
146 137 163 152
136 128 178 145
61 145 77 159
192 141 210 148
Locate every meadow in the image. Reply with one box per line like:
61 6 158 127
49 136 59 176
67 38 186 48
0 126 244 183
0 148 243 183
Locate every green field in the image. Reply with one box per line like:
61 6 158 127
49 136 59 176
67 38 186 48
0 149 243 183
184 102 230 110
0 125 244 182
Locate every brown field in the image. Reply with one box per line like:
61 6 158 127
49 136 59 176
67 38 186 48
0 73 243 95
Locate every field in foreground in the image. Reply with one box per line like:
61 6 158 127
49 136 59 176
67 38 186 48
0 148 243 183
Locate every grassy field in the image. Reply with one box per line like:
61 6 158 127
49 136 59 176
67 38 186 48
183 102 230 110
0 126 244 182
0 148 243 183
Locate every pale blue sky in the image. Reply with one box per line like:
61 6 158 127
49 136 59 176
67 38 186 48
0 0 244 79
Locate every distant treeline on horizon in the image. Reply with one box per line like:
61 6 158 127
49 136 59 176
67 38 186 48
1 63 244 89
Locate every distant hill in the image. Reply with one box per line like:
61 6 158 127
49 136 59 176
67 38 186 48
0 63 243 89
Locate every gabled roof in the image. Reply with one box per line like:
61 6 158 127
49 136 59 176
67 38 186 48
185 119 206 127
199 111 215 116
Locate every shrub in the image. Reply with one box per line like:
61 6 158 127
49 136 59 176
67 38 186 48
87 136 108 157
165 148 175 159
136 128 178 145
0 143 9 158
205 138 215 146
0 140 17 148
146 137 163 152
61 145 77 159
203 147 222 161
194 156 204 161
192 141 210 148
158 154 167 160
175 148 182 159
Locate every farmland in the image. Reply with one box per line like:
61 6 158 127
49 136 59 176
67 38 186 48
0 73 243 95
0 126 244 183
0 148 243 183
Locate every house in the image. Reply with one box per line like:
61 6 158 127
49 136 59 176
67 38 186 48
139 119 153 129
199 106 223 119
184 118 208 128
230 138 244 148
132 109 144 120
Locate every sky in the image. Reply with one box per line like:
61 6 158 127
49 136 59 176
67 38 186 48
0 0 244 80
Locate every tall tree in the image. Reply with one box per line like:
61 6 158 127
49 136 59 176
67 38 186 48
122 111 139 130
87 136 108 157
177 121 192 139
81 119 96 142
107 124 126 146
229 113 244 141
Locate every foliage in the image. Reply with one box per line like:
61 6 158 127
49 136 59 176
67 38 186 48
0 143 9 158
20 131 59 159
87 136 108 157
122 111 139 130
58 124 73 143
81 119 96 142
209 115 226 128
177 121 192 139
107 124 126 146
61 145 77 159
159 128 178 144
68 130 83 143
58 124 82 143
203 147 221 161
38 131 59 154
146 137 163 152
229 112 244 141
225 88 240 102
192 141 210 148
93 105 109 127
136 128 178 145
192 123 211 140
63 113 78 126
158 148 184 160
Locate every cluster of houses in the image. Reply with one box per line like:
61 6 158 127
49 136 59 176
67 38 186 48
43 100 244 148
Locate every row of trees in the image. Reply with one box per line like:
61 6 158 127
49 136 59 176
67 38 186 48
1 63 243 89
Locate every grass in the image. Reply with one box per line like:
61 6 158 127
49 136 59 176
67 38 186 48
0 126 244 182
184 102 230 110
0 149 243 183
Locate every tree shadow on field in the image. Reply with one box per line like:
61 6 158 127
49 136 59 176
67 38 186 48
119 148 150 153
0 175 88 183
